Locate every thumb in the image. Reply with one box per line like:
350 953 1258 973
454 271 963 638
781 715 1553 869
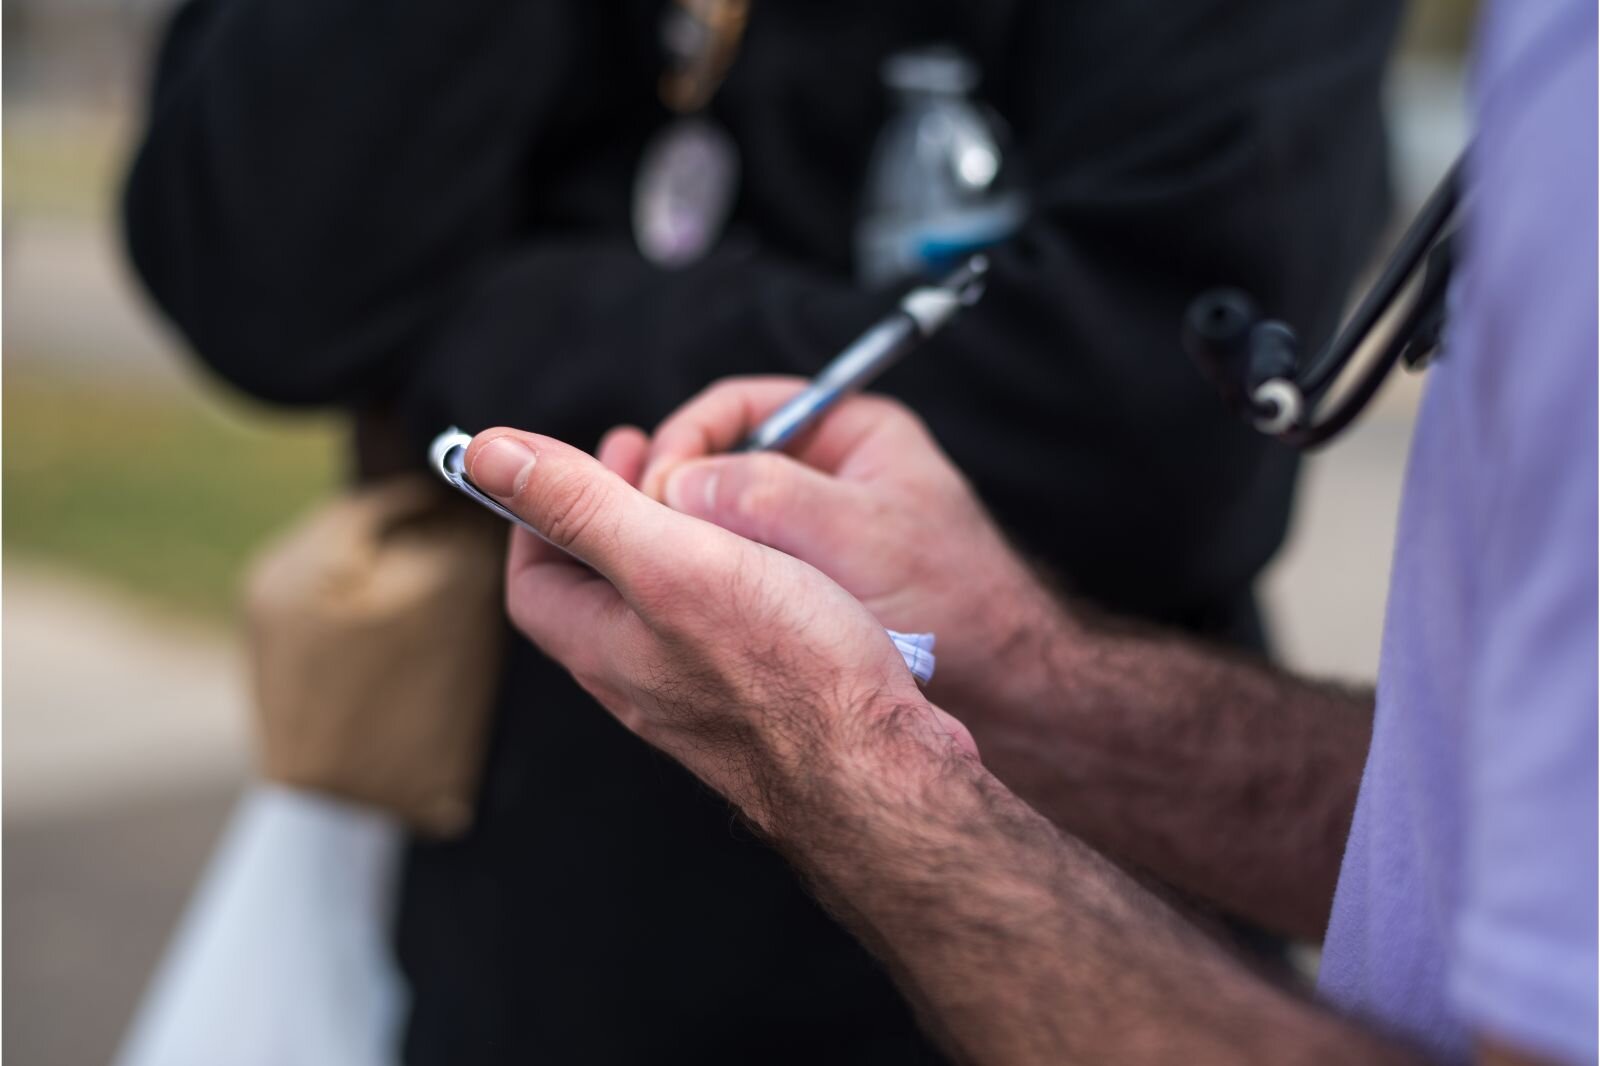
467 428 700 595
662 452 870 560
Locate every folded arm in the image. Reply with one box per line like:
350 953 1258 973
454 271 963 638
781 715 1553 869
123 0 1396 626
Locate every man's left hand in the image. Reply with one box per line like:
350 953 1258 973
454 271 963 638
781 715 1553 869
464 427 977 832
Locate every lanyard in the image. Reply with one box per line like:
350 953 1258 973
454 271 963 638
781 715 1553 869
633 0 751 267
658 0 751 114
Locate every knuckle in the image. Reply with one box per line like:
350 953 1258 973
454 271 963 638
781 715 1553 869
706 378 745 401
871 394 930 435
534 470 607 552
627 561 689 614
646 538 736 627
662 382 741 451
735 482 783 533
629 539 718 616
731 455 792 532
694 378 750 420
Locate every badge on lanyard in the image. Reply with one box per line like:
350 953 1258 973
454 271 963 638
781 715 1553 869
633 0 748 268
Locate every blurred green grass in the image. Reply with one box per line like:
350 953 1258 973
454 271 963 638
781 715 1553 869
3 111 127 222
4 368 344 617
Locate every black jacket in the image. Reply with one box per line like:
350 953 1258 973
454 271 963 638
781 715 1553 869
124 1 1397 1062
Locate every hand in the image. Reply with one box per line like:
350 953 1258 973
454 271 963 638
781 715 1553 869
638 377 1069 711
464 426 977 833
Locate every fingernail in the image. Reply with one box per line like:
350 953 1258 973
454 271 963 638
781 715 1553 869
664 463 717 516
471 436 537 497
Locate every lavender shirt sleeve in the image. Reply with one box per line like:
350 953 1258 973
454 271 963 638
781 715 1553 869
1449 6 1598 1060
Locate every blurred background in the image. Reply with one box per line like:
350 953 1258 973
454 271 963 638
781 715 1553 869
3 2 1475 1062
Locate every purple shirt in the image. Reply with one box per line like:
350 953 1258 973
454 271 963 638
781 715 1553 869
1317 3 1598 1062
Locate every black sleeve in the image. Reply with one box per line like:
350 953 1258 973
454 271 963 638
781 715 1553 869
124 0 1399 625
122 0 617 404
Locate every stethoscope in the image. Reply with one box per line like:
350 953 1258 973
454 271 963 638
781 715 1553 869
1182 156 1464 450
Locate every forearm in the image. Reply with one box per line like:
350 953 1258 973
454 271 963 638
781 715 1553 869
776 719 1411 1066
950 587 1372 940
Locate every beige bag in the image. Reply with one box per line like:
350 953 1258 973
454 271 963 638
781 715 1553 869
244 474 507 837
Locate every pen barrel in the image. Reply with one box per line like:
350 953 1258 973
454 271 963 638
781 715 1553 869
815 313 920 393
744 313 920 451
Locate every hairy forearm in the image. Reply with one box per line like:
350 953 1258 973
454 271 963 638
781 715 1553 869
950 590 1373 940
773 718 1415 1066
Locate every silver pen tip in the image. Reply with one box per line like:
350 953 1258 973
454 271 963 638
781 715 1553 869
943 254 990 305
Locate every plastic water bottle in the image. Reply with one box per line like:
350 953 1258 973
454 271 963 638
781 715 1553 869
856 46 1026 288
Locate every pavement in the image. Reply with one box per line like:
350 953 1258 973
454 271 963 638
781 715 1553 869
4 778 242 1066
1263 382 1420 681
4 567 250 821
3 567 250 1066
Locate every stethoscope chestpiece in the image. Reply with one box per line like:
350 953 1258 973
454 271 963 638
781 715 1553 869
1180 156 1463 451
1182 290 1305 437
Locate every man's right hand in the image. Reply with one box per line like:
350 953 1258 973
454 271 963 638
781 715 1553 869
638 376 1071 710
639 377 1375 943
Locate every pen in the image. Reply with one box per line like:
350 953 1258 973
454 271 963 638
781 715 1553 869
739 254 990 452
425 256 990 533
427 259 977 685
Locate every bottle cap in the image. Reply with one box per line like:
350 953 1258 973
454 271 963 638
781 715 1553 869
881 45 978 95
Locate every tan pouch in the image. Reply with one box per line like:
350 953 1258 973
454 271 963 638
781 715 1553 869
244 474 506 837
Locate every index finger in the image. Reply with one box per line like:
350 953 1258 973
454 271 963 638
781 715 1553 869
504 523 625 672
642 375 928 499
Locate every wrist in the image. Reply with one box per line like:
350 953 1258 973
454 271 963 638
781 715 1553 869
944 563 1083 720
754 693 978 848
